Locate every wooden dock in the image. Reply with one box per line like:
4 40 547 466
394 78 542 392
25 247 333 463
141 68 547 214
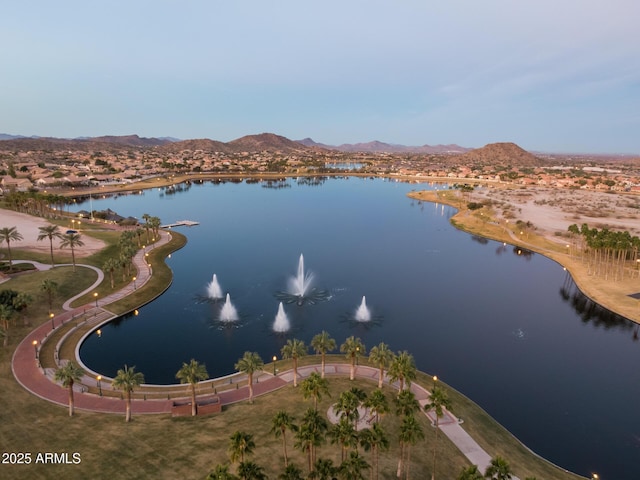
161 220 199 228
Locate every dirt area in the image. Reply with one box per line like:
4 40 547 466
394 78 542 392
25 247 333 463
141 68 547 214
471 185 640 241
0 210 105 257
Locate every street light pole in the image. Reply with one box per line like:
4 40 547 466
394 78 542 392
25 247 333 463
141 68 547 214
32 340 38 359
97 375 102 396
49 312 55 330
272 356 277 375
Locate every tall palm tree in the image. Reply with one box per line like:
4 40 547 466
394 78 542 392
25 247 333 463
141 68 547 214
311 330 336 379
176 359 209 416
237 461 266 480
229 431 256 465
37 224 62 266
484 456 513 480
368 342 395 389
457 465 484 480
397 414 424 480
340 336 365 381
102 258 120 289
359 423 389 480
335 390 362 430
40 279 58 313
142 213 151 243
59 232 85 272
296 408 328 471
0 304 11 347
387 350 417 394
330 417 359 462
0 226 23 269
270 410 297 468
425 385 453 480
339 451 370 480
235 351 264 404
281 338 307 387
279 463 304 480
300 371 330 411
394 389 420 418
111 364 145 422
363 389 389 424
54 361 84 417
310 458 337 480
207 464 239 480
11 291 31 326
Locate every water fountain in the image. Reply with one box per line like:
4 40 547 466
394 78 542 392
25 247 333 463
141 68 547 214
289 253 313 297
354 296 371 322
207 274 223 300
219 293 239 322
272 302 290 332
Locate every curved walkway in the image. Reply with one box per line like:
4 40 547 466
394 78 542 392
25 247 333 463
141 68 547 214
10 230 508 477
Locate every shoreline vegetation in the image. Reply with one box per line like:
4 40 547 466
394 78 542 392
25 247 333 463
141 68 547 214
0 173 627 479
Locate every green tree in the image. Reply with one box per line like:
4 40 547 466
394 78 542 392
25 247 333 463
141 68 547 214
54 361 84 417
387 350 417 394
111 364 145 422
368 342 395 389
484 456 513 480
310 458 337 480
0 304 12 347
37 225 63 266
340 336 365 381
279 463 304 480
330 417 359 462
229 431 255 465
395 389 420 418
339 451 370 480
206 464 239 480
457 465 484 480
295 408 328 472
359 423 389 480
363 389 389 424
311 330 336 379
237 461 266 480
270 410 297 468
425 385 453 480
300 371 330 411
59 232 85 272
40 279 58 313
281 338 307 387
235 351 264 404
397 415 424 480
175 359 209 416
0 226 23 269
335 389 362 430
102 258 119 289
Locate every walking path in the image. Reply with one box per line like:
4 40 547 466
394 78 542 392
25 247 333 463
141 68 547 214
11 229 507 475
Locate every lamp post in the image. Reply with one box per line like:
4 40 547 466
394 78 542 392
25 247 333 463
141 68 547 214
272 355 277 375
32 340 38 359
93 292 98 308
49 312 55 330
133 276 137 290
97 375 102 396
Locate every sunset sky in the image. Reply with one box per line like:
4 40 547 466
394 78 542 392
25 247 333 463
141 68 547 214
1 1 638 153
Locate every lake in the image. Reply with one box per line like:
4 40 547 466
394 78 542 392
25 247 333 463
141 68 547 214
77 177 640 479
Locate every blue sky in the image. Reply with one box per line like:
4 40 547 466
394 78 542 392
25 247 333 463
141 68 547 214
1 1 638 153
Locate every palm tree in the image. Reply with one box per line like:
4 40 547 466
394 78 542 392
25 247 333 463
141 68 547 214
111 364 145 422
229 431 256 465
394 389 420 418
296 408 328 472
340 336 365 381
102 258 120 289
369 342 395 389
175 359 209 416
387 350 417 394
0 304 11 347
37 225 62 266
0 226 23 269
207 464 239 480
279 463 304 480
300 371 330 411
310 458 337 480
237 461 266 480
54 361 84 417
339 451 370 480
397 415 424 480
281 338 307 387
457 465 484 480
40 279 58 313
11 291 31 326
311 330 336 379
330 417 359 462
425 385 453 480
235 351 264 404
59 232 85 272
363 389 389 424
484 456 513 480
142 213 151 243
270 410 297 468
335 390 362 430
359 423 389 480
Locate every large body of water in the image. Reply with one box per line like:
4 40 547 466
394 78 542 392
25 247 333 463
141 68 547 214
76 177 640 479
